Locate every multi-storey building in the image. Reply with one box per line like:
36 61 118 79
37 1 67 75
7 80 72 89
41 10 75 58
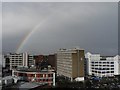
85 52 120 77
57 48 85 81
9 53 34 70
12 68 55 86
28 55 34 67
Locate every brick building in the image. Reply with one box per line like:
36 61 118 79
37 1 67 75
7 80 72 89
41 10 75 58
48 54 57 71
12 68 55 86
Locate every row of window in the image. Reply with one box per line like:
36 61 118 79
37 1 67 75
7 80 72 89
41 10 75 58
57 58 72 61
92 70 114 73
91 65 114 67
15 73 53 77
30 79 53 82
10 58 23 59
57 68 72 73
92 68 114 70
10 56 22 57
91 62 114 64
57 69 72 74
57 62 72 65
10 60 22 61
57 65 72 68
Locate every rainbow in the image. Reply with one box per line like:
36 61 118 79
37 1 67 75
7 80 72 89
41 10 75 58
16 16 51 53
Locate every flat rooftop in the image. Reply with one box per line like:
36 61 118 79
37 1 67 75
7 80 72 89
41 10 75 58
13 68 55 74
18 82 48 90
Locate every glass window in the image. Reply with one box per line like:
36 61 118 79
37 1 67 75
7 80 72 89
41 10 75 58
111 65 114 67
111 62 114 64
111 68 114 70
111 71 114 73
103 62 106 64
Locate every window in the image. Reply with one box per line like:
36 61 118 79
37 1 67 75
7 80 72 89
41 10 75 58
107 65 109 67
43 79 45 82
48 74 51 77
40 74 43 77
111 65 114 67
111 71 114 73
103 68 105 70
111 68 114 70
95 71 97 73
106 68 109 70
102 72 105 73
95 68 98 70
111 62 114 64
103 62 106 64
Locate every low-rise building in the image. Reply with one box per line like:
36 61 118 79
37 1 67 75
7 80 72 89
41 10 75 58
1 76 19 86
12 67 55 86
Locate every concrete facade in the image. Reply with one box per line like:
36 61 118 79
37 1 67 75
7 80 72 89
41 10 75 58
9 53 34 70
57 48 85 81
85 52 120 77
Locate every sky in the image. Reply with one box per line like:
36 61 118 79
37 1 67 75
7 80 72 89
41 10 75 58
2 2 118 55
0 2 1 65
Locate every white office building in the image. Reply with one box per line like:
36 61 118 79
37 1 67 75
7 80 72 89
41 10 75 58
85 52 120 77
9 53 34 70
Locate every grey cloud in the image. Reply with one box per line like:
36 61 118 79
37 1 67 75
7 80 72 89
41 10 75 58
2 2 118 55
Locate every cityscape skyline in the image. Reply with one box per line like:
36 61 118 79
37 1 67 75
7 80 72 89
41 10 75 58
2 48 120 89
2 2 118 55
1 2 120 89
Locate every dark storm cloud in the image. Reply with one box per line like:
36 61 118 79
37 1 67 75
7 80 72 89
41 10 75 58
2 2 118 55
0 2 2 65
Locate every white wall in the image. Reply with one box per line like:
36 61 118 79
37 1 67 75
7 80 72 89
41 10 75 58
85 52 120 77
